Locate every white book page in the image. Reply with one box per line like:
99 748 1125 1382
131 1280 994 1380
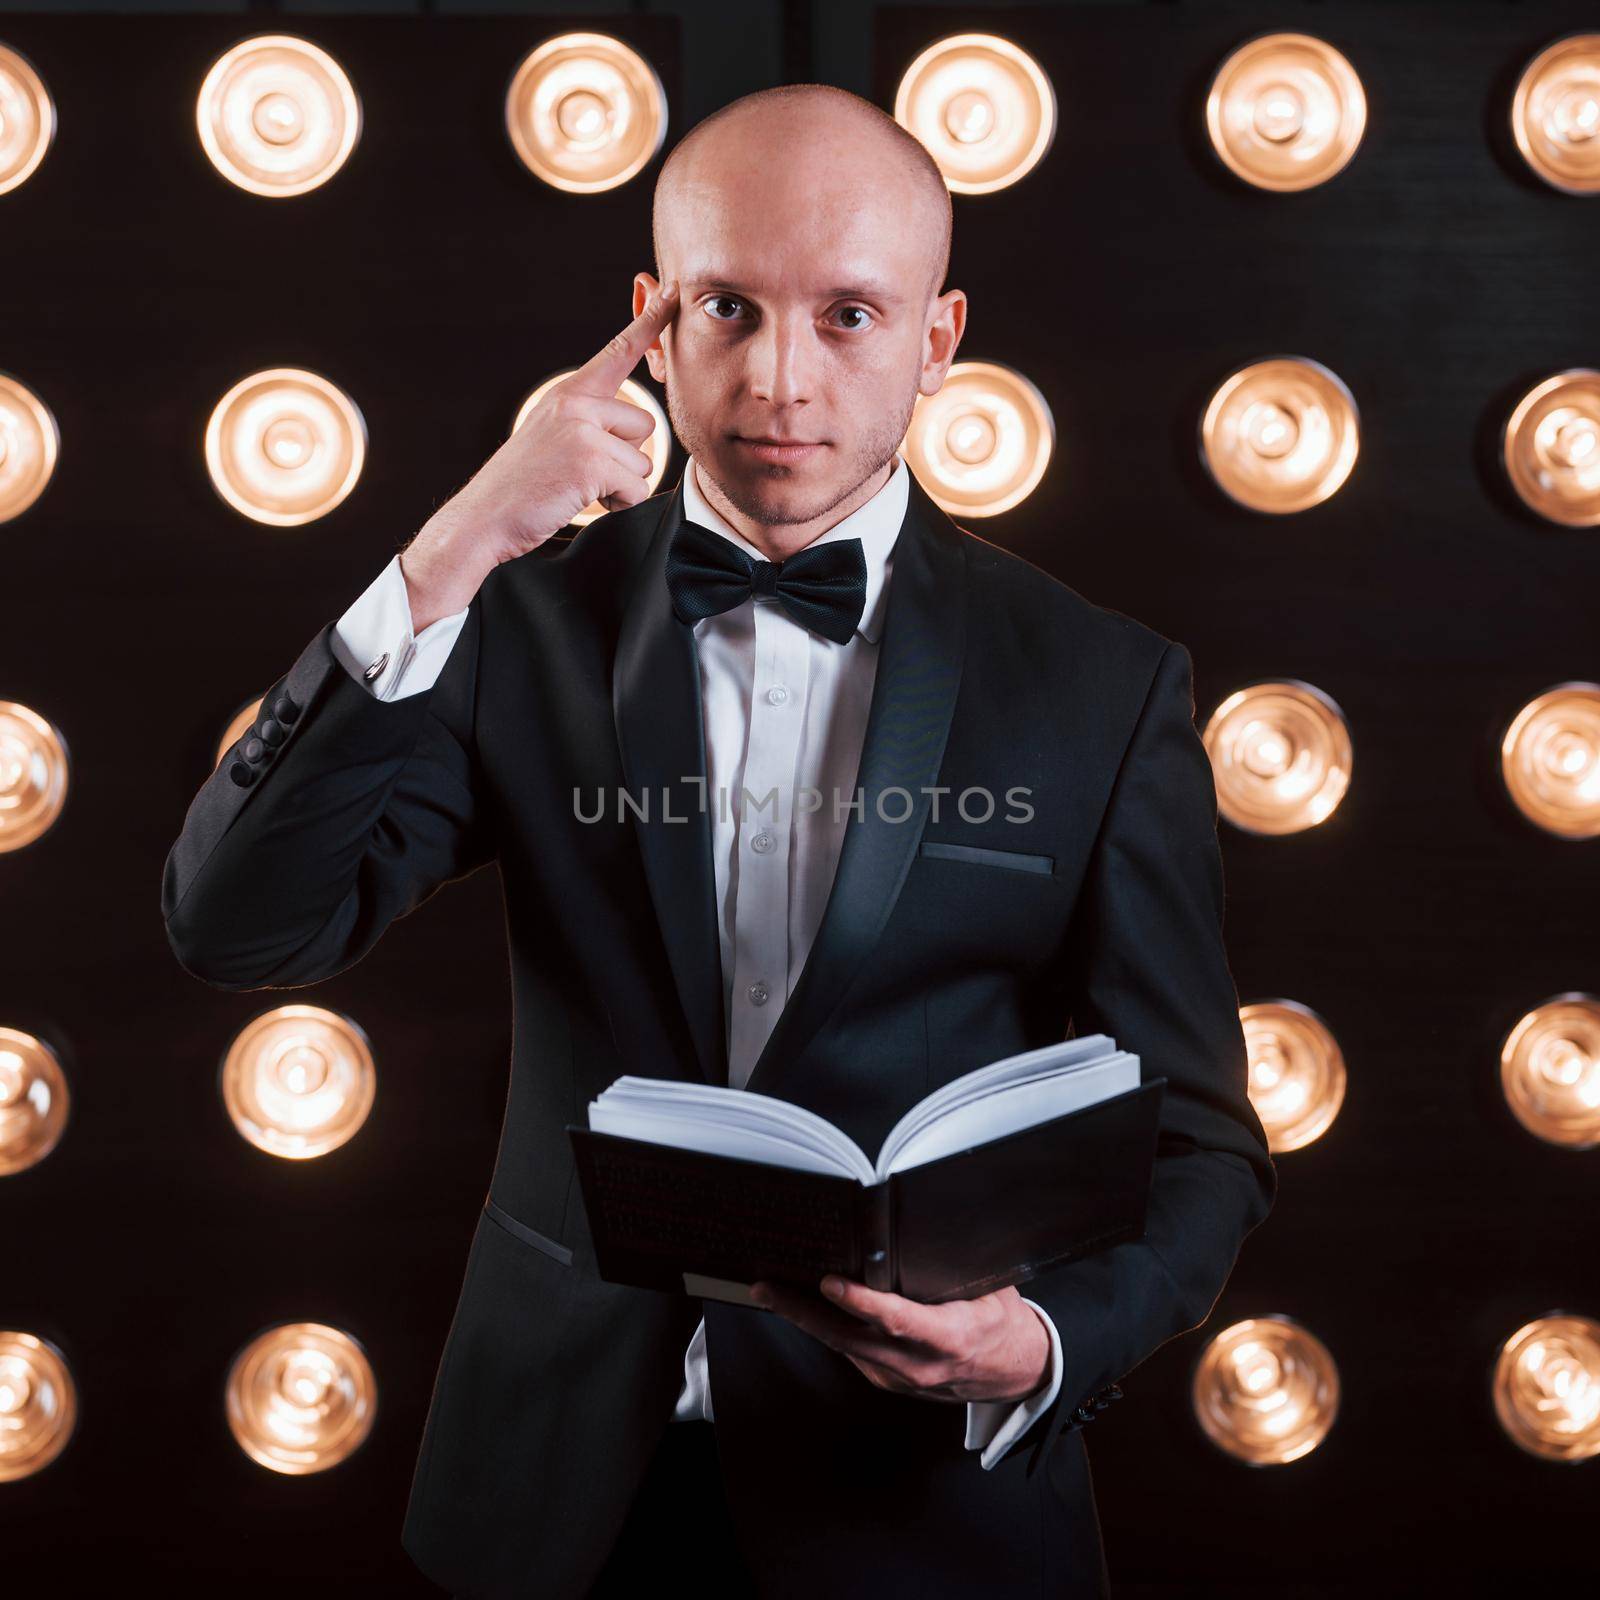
590 1081 873 1181
875 1034 1119 1173
879 1054 1141 1177
595 1076 872 1176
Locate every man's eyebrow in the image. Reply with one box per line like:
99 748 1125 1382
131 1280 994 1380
821 281 905 303
679 273 906 304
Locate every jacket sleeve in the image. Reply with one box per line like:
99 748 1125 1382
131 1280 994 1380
161 576 496 992
994 639 1277 1472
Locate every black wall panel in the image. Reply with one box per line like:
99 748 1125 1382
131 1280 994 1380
874 4 1599 1593
2 14 677 1593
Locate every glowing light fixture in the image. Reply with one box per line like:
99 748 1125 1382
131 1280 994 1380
902 360 1053 517
1499 995 1600 1149
1205 32 1366 192
0 1331 76 1481
220 1004 376 1159
1502 370 1600 528
0 701 69 853
0 370 59 524
0 42 54 196
1202 679 1352 835
196 34 360 197
0 1027 69 1176
1492 1314 1600 1462
893 33 1056 194
505 32 666 193
1501 682 1600 838
513 373 670 524
225 1321 377 1474
1511 34 1600 195
205 367 366 526
1192 1315 1338 1465
1241 1000 1345 1153
1200 357 1359 514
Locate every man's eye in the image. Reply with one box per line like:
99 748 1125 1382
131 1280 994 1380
703 296 744 321
835 306 873 332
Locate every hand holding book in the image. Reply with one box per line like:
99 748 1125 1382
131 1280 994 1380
748 1273 1056 1406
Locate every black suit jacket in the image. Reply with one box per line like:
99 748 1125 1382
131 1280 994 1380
162 468 1276 1598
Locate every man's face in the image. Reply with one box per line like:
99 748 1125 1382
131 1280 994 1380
639 122 964 530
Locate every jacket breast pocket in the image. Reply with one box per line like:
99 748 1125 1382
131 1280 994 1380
483 1195 573 1267
917 839 1056 876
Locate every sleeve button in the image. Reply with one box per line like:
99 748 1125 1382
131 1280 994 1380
228 760 256 787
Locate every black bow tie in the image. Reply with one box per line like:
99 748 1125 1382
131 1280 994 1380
664 518 868 646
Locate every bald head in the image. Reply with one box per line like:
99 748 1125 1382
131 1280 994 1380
652 84 952 304
634 82 967 552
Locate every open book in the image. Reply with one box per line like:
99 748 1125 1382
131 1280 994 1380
567 1034 1166 1306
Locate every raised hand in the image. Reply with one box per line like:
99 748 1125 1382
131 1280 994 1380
398 280 679 630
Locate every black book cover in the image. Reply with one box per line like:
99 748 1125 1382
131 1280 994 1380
566 1077 1166 1304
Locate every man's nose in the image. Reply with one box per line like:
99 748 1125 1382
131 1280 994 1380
746 315 817 408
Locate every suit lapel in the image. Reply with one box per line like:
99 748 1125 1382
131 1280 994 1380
611 469 968 1102
613 477 729 1088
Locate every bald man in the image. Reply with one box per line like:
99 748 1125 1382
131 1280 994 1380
163 84 1275 1599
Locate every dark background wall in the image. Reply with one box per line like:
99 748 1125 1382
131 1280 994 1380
2 3 1595 1594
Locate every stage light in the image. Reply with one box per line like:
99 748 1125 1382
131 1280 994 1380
196 33 360 198
1191 1315 1339 1465
0 41 54 196
1201 680 1352 835
204 367 366 526
505 32 666 193
0 1332 76 1482
893 33 1055 195
216 698 264 769
0 1027 69 1176
1511 34 1600 196
224 1321 377 1475
1241 1000 1346 1154
1500 682 1600 839
0 701 69 853
1200 357 1360 514
513 373 670 524
1501 369 1600 528
1499 995 1600 1150
0 370 59 524
901 360 1053 516
1205 32 1366 192
220 1005 376 1160
1492 1314 1600 1462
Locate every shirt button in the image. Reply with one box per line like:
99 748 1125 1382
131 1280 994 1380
747 981 770 1005
750 830 775 854
766 684 789 705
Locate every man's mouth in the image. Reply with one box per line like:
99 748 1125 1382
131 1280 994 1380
733 437 827 464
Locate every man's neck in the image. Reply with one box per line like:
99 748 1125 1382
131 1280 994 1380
694 456 895 563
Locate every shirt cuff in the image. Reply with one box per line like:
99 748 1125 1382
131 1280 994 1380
963 1298 1063 1471
328 552 470 702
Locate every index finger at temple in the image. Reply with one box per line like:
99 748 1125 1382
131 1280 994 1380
569 282 678 395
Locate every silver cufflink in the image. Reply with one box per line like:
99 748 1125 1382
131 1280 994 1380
363 651 389 681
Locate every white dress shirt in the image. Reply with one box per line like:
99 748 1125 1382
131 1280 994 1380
328 452 1064 1469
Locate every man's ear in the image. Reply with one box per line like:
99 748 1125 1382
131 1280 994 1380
634 272 669 384
920 289 968 396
